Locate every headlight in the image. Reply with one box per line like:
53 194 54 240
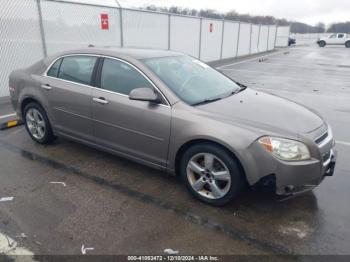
258 136 311 161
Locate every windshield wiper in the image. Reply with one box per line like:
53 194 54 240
234 85 247 94
192 85 247 106
224 85 248 98
191 97 223 106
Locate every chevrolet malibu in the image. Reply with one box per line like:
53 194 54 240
9 48 336 205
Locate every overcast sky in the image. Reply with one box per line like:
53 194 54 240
68 0 350 25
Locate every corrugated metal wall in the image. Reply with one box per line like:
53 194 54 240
0 0 288 98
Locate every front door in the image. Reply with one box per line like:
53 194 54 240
327 34 337 44
92 57 171 167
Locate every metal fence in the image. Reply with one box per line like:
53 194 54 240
290 33 330 45
0 0 290 98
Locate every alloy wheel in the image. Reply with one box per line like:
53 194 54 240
186 153 231 199
26 108 46 140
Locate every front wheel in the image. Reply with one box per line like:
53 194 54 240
180 143 245 206
318 41 326 47
345 41 350 48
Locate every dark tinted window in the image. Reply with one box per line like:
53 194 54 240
338 34 344 38
58 56 97 85
47 58 62 77
100 58 153 95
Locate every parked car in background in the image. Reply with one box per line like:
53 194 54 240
288 36 296 46
317 33 350 48
9 48 336 206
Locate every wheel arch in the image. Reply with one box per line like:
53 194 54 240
174 139 247 181
21 96 43 116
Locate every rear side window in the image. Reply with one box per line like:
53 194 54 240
338 34 344 38
47 58 62 77
58 56 97 85
100 58 153 95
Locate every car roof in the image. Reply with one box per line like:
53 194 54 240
47 47 184 62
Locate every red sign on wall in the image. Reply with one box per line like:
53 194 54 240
209 23 213 33
101 14 109 30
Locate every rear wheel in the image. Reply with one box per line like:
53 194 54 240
345 41 350 48
180 143 245 206
24 102 56 144
318 41 326 47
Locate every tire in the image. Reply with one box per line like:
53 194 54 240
318 41 326 47
345 41 350 48
179 143 245 206
23 102 56 144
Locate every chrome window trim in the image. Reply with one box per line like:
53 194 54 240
43 53 171 107
43 54 100 77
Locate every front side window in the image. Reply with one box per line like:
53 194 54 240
143 56 240 105
330 34 336 38
47 58 62 77
58 56 97 85
100 58 153 95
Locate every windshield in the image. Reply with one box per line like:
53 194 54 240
143 56 241 105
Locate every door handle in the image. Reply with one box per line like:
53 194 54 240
41 84 52 90
93 97 109 105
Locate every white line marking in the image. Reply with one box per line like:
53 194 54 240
0 197 14 202
337 140 350 146
49 182 66 187
216 50 287 69
0 232 35 257
164 248 179 255
0 113 16 120
81 244 94 255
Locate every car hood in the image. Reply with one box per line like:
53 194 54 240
195 88 324 135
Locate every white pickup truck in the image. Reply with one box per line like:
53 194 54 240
317 33 350 48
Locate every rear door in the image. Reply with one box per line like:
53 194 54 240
336 33 345 44
91 57 171 167
40 55 98 142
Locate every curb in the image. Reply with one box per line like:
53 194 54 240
0 119 23 130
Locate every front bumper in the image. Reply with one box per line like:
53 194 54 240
275 149 336 195
245 125 336 196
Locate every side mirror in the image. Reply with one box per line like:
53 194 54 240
129 87 161 103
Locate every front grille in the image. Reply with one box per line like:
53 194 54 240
315 131 328 145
